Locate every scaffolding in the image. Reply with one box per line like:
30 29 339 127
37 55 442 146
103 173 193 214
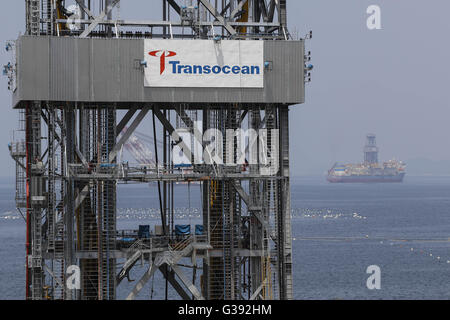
8 0 306 300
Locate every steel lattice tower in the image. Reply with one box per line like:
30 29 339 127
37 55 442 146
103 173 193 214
8 0 307 300
364 134 379 164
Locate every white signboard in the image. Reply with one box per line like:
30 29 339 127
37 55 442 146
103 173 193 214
144 40 264 88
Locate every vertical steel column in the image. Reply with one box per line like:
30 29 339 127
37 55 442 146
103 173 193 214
279 0 287 28
26 102 45 300
65 106 77 300
248 107 264 298
202 106 211 298
79 108 100 300
278 106 292 300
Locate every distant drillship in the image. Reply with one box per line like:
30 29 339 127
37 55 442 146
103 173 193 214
327 134 406 183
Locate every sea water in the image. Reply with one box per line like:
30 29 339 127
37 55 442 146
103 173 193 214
1 176 449 300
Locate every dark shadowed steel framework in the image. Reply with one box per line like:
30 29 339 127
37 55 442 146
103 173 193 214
9 0 307 300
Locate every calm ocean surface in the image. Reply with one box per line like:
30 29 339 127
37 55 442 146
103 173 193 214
1 175 450 300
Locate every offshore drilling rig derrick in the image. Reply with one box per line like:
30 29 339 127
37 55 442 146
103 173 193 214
7 0 308 300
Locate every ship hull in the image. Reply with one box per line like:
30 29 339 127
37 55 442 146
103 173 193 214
327 172 405 183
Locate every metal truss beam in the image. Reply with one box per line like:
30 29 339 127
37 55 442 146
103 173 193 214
56 19 280 28
69 171 283 182
71 248 268 260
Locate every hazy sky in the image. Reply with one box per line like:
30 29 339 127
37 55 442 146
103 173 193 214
0 0 449 176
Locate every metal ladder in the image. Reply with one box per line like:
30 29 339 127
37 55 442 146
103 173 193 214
47 107 56 253
45 106 64 299
12 109 27 208
208 179 225 299
98 108 117 300
29 0 41 35
29 103 43 300
41 0 53 35
279 108 293 300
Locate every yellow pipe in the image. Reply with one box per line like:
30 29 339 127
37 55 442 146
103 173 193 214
237 1 249 34
56 0 68 31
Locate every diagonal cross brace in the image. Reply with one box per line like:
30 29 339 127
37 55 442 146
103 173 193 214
232 180 251 207
167 0 181 14
153 107 194 164
44 264 65 292
124 261 195 300
268 0 277 22
258 0 268 21
159 266 191 300
171 265 205 300
250 278 268 300
174 106 204 159
198 0 237 35
74 183 91 211
74 0 95 19
79 0 119 38
230 0 248 20
116 107 138 138
109 108 149 163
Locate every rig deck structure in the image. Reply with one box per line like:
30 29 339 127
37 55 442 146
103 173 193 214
7 0 308 300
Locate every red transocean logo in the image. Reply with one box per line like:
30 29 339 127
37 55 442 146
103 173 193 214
149 50 177 75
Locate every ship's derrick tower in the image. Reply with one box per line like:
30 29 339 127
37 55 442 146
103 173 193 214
364 134 379 165
8 0 308 300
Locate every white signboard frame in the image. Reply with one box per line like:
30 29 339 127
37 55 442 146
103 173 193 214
144 40 264 88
